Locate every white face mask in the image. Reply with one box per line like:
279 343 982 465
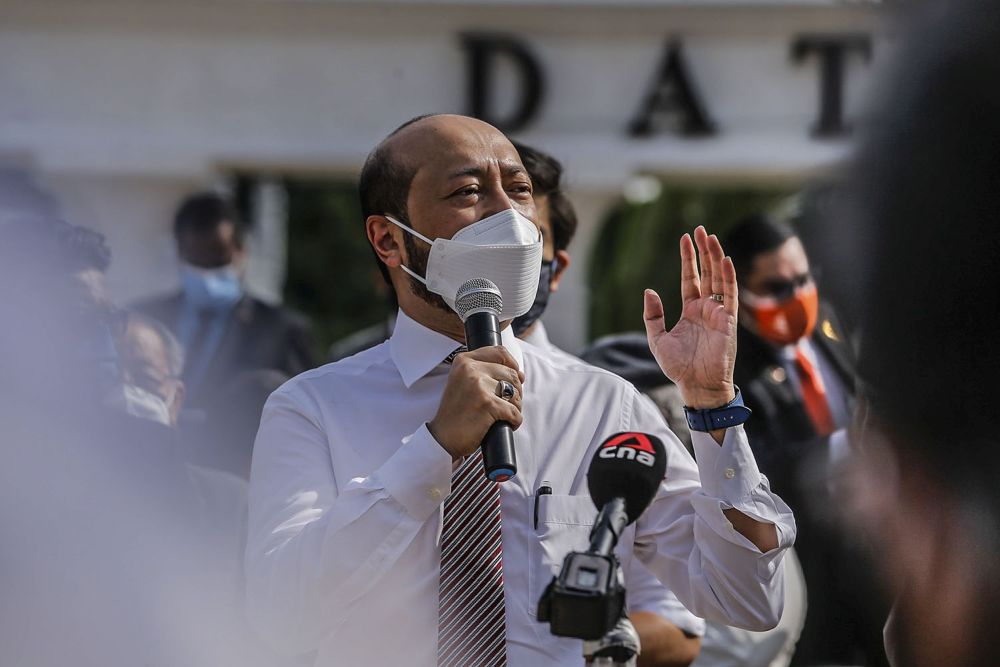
386 208 543 321
106 383 174 427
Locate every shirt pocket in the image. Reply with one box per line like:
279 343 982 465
527 494 598 618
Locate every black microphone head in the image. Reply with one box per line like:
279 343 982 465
587 432 667 524
455 278 503 322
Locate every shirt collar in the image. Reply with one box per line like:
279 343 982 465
389 308 525 388
520 321 552 352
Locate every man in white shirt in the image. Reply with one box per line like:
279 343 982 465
245 114 795 666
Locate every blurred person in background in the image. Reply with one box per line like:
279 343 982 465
0 207 273 666
117 311 263 636
196 368 291 479
724 214 888 667
511 140 704 667
134 191 316 412
117 310 250 510
818 2 1000 665
117 311 186 427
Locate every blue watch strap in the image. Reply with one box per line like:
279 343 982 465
684 387 752 432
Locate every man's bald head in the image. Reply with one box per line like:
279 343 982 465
358 114 520 282
358 114 435 224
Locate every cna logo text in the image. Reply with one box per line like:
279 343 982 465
599 433 657 467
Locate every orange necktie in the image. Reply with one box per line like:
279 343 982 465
795 347 835 436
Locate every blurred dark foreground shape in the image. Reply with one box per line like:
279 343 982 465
815 2 1000 666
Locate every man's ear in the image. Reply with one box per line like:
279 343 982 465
367 215 402 270
550 250 572 292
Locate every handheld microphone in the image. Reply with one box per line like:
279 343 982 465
538 432 667 640
455 278 517 483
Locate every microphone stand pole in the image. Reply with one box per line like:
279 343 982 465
581 552 639 667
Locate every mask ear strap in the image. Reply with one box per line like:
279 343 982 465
385 215 434 246
384 215 430 285
399 264 427 285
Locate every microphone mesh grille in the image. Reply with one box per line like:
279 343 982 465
455 278 503 320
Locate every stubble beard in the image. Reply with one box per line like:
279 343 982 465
402 231 454 316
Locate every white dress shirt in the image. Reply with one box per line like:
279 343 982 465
246 310 795 666
521 322 707 638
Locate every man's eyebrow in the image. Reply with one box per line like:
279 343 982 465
500 162 527 178
446 163 528 180
447 166 487 180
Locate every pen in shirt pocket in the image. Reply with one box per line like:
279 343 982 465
533 481 552 530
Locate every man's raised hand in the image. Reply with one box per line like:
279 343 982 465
643 225 738 410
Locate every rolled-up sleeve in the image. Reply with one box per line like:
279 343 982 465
629 390 796 631
244 388 452 655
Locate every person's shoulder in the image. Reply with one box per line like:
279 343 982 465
579 332 671 393
271 340 394 401
522 340 642 393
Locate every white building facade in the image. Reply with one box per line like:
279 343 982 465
0 0 888 352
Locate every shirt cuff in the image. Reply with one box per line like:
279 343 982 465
690 425 763 506
375 423 454 521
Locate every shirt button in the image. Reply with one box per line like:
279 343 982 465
427 488 443 501
724 468 736 480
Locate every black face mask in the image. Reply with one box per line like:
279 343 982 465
512 259 558 337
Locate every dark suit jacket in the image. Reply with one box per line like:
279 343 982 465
735 301 856 503
132 292 317 408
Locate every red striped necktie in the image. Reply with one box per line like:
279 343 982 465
437 448 507 667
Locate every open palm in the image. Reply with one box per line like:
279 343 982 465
644 226 738 409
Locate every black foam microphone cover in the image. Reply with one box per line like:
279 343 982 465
587 432 667 524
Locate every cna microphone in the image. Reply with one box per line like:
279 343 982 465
455 278 517 483
586 431 667 555
538 432 667 640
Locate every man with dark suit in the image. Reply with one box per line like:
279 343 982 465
724 213 888 667
725 214 855 499
134 192 316 411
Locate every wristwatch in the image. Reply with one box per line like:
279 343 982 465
683 387 752 432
